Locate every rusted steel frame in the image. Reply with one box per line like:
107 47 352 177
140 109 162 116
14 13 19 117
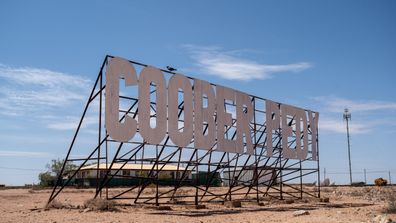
243 129 283 197
262 155 287 198
94 100 140 198
48 56 108 204
94 142 138 198
281 175 319 198
244 123 268 197
89 84 106 104
137 147 195 203
109 140 179 200
170 145 183 201
49 137 106 203
96 68 103 196
316 130 321 198
244 156 271 197
265 185 299 199
133 99 186 202
199 152 226 202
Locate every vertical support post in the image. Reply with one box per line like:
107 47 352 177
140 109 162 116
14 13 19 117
140 144 144 191
364 169 367 184
96 69 103 197
279 156 283 200
253 98 259 204
299 160 303 199
156 145 159 206
105 130 108 200
316 128 321 198
227 152 232 201
255 167 259 203
195 149 199 206
324 168 326 181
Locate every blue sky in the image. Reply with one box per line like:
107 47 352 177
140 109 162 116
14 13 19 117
0 0 395 185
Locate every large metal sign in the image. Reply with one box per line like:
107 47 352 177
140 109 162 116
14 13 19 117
49 55 321 206
106 57 318 160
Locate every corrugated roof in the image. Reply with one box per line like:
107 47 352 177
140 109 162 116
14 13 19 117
223 166 275 172
80 163 191 171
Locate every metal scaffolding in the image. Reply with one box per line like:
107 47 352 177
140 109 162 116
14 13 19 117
48 55 320 206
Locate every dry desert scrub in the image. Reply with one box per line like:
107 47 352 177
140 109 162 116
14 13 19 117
84 198 118 211
46 199 72 209
375 178 388 186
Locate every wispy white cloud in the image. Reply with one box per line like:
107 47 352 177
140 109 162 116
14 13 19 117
0 64 92 116
183 45 312 81
319 117 370 134
312 96 396 113
0 150 51 158
0 87 84 108
46 119 81 130
0 64 90 88
46 116 98 130
311 96 396 134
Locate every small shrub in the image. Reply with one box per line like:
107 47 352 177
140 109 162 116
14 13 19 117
84 198 118 211
38 172 56 187
46 200 66 209
375 178 387 186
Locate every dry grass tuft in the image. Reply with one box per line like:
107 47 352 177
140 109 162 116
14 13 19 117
174 188 189 196
46 200 67 209
84 198 118 212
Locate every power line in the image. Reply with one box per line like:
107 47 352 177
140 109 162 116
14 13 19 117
322 168 394 174
326 170 392 175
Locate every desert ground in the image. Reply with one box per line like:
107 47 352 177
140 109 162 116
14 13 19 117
0 186 395 223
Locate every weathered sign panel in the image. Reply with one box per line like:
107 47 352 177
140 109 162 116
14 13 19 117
105 57 319 160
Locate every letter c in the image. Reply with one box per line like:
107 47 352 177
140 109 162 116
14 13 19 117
105 57 138 142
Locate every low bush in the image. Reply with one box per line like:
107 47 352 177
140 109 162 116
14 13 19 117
46 200 66 209
84 198 118 211
374 178 387 186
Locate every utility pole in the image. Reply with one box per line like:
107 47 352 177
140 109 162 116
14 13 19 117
389 171 392 185
343 108 352 185
364 169 367 184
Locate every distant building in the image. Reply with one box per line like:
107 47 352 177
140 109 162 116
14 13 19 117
74 163 193 187
222 167 277 186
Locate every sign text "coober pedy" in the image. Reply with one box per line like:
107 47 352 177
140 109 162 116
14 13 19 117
105 57 319 160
